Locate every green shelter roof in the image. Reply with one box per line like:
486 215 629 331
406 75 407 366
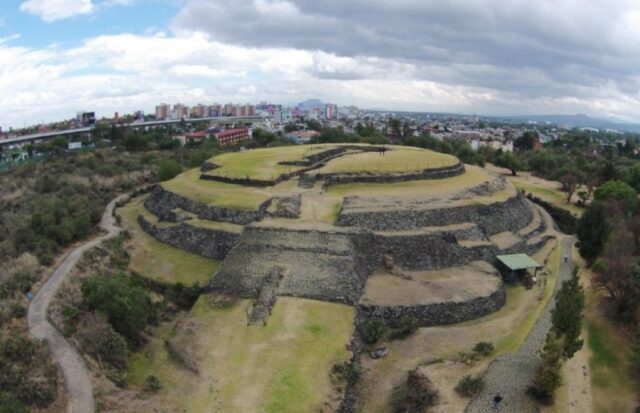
496 254 542 271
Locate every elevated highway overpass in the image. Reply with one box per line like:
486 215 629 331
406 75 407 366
0 116 265 147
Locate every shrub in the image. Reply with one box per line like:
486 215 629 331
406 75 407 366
146 375 161 392
0 334 37 363
81 274 153 343
359 318 388 345
0 392 28 413
76 313 129 370
390 316 419 340
455 375 485 397
9 303 26 319
473 341 494 356
330 361 360 387
392 369 439 413
157 159 181 181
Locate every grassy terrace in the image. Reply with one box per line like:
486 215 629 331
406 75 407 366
162 168 270 210
128 296 354 413
118 197 219 285
205 144 340 180
316 146 458 174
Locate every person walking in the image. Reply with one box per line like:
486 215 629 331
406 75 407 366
492 393 503 411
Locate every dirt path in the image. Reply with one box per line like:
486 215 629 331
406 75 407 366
28 194 127 413
466 236 575 413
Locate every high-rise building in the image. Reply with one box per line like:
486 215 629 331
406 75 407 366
155 103 170 120
192 104 207 118
325 104 337 120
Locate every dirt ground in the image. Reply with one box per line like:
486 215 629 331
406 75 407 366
360 261 501 306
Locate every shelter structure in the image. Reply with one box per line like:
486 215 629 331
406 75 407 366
496 253 543 285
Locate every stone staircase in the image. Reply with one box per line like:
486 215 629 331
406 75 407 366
248 266 287 325
297 174 316 188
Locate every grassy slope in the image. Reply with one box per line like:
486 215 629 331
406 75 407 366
317 146 458 174
328 165 497 198
207 145 334 180
128 296 354 413
118 197 218 285
162 168 270 210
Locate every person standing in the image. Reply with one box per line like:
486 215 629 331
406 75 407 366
492 393 503 411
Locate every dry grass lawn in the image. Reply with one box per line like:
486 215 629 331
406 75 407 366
486 163 584 216
126 296 355 413
316 146 457 174
206 145 339 180
162 168 270 210
118 196 219 285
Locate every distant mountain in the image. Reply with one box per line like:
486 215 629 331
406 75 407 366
499 114 640 133
298 99 325 111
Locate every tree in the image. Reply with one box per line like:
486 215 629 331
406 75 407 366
577 202 609 263
157 159 181 181
594 180 638 215
551 270 585 358
81 274 153 342
594 225 636 314
556 170 583 204
515 130 538 151
494 151 522 176
528 333 564 405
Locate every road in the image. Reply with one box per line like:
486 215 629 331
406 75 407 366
28 194 127 413
466 236 575 413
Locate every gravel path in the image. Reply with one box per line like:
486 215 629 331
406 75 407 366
28 194 127 413
466 236 575 413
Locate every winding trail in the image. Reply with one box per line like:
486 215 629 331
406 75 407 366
466 235 575 413
28 194 127 413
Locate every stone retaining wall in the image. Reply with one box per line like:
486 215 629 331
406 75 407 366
138 215 239 259
320 162 465 187
358 284 506 327
337 191 532 234
144 185 269 225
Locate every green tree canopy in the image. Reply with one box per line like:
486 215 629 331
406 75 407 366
157 159 182 181
594 180 638 214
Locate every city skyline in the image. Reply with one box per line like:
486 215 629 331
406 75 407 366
3 0 640 128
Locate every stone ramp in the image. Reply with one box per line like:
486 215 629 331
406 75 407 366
465 354 540 413
210 227 363 304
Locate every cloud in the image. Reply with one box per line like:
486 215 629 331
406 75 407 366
19 0 136 22
172 0 640 107
20 0 94 22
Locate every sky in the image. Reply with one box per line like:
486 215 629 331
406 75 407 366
2 0 640 128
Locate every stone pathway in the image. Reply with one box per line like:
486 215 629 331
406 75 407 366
466 236 575 413
28 194 127 413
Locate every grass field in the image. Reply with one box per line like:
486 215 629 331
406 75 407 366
118 197 219 285
328 165 498 198
128 296 355 413
316 146 458 174
162 168 270 210
206 145 339 180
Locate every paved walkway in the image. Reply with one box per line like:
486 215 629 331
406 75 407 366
28 194 126 413
466 236 575 413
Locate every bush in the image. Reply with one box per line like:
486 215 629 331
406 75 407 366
81 274 153 343
157 159 181 181
0 392 28 413
76 313 129 370
330 361 360 387
455 375 485 397
0 334 37 363
392 369 439 413
146 375 161 392
473 341 494 356
390 316 419 340
9 303 26 319
359 318 388 345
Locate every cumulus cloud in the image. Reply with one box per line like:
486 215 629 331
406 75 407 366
19 0 136 22
20 0 94 22
172 0 640 106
